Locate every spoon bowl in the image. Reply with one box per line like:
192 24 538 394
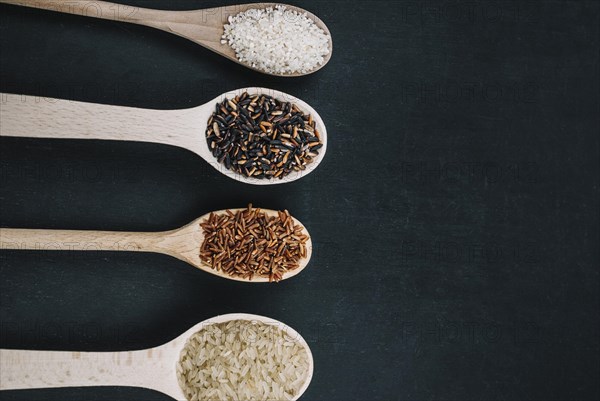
0 88 328 185
0 207 313 283
0 313 314 401
0 1 333 77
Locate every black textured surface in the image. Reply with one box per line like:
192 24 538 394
1 1 599 400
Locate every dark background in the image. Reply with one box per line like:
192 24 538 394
1 1 598 400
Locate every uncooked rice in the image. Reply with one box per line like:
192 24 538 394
177 320 310 401
222 5 330 75
199 205 310 282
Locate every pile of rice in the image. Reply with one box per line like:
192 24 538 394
222 5 330 75
177 320 310 401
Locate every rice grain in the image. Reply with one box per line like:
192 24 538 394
177 320 310 401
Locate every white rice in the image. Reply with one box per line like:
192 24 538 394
177 320 310 401
222 5 330 75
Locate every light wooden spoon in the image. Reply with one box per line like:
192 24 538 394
0 313 314 400
0 0 332 77
0 88 328 185
0 208 313 283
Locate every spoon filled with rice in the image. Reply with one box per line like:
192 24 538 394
0 1 333 76
0 314 314 401
0 205 313 283
1 88 328 185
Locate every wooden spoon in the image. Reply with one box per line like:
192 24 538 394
0 313 314 400
0 0 333 77
0 208 313 283
0 88 328 185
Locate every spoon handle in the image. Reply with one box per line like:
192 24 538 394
0 0 239 68
0 348 170 392
0 228 166 254
0 0 170 27
0 93 200 151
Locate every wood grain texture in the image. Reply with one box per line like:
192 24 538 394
0 93 205 154
0 1 332 77
0 314 314 401
0 348 179 397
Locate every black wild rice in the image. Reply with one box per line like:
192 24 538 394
206 92 323 179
